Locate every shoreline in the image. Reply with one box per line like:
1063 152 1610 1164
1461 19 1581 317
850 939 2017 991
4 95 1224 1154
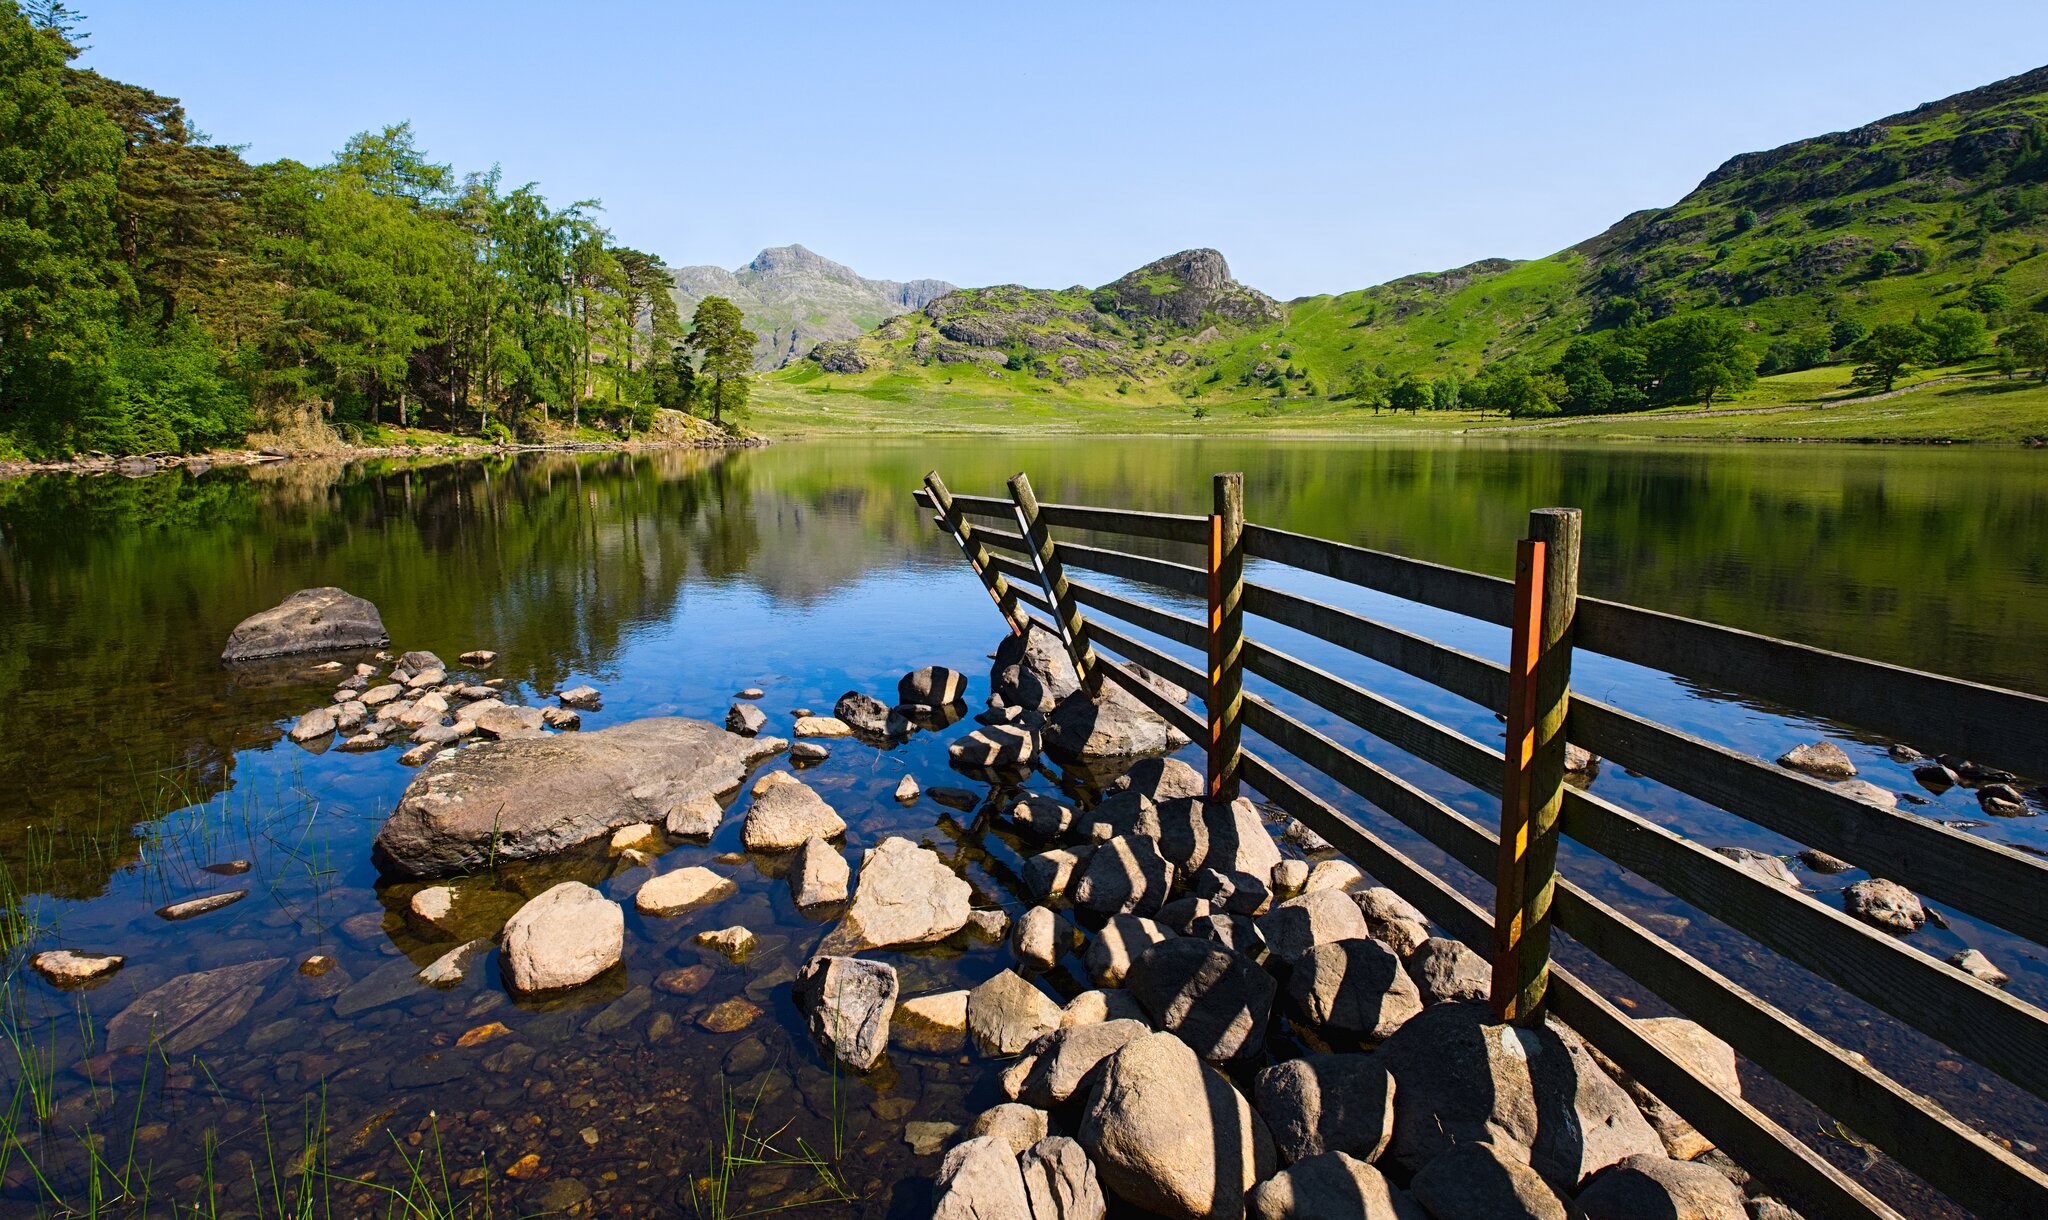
0 432 765 480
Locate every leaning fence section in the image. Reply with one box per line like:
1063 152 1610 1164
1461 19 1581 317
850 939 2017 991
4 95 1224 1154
913 470 2048 1220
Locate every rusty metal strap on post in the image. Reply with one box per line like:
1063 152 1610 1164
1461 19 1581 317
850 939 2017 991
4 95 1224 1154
1491 507 1581 1025
1207 472 1245 800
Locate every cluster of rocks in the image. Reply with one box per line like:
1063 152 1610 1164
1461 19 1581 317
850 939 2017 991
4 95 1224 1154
745 633 1792 1218
945 622 1193 772
282 646 585 768
1771 740 2015 986
157 594 1991 1216
823 745 1782 1219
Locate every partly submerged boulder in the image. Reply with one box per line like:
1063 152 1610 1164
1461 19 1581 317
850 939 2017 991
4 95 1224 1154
372 718 784 877
901 665 969 707
793 955 898 1073
992 621 1083 712
742 772 846 851
500 881 623 993
822 836 972 952
222 588 387 662
1044 667 1193 761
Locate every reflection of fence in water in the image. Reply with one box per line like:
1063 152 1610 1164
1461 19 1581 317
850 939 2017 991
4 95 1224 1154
918 468 2048 1220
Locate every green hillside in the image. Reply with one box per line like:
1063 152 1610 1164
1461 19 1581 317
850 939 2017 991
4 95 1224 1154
765 63 2048 424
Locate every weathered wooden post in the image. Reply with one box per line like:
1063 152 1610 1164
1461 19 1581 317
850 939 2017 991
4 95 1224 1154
1490 507 1582 1025
1207 472 1246 800
1007 471 1103 694
925 471 1028 635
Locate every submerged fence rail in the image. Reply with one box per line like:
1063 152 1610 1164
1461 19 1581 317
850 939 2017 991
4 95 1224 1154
915 470 2048 1220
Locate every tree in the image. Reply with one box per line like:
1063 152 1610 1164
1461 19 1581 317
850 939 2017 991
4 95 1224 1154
1387 373 1429 413
1919 308 1985 363
1848 322 1932 393
1429 371 1462 412
1733 208 1758 233
0 3 123 450
1997 317 2048 382
1830 317 1868 350
1467 365 1558 417
1865 250 1901 278
1636 314 1755 406
1967 282 2013 317
684 296 754 427
1759 332 1831 375
650 343 696 412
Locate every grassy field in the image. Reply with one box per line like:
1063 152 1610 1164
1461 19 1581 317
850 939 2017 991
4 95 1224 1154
1498 376 2048 443
751 360 2048 443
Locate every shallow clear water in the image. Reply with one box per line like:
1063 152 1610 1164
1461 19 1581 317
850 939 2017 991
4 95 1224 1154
0 437 2044 1217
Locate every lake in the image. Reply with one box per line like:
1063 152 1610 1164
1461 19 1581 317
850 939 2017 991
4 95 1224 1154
1 436 2044 1218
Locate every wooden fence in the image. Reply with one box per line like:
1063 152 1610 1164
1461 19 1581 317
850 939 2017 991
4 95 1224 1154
915 469 2048 1220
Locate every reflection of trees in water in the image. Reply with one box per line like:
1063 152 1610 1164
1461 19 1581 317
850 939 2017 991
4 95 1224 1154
0 449 762 904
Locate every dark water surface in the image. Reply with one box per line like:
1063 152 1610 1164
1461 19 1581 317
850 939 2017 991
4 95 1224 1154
1 437 2044 1217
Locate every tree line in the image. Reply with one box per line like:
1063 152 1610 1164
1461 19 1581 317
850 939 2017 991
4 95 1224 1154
0 3 756 458
1339 289 2046 419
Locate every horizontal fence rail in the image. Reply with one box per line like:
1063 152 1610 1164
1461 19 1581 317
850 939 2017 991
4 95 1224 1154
918 470 2048 1219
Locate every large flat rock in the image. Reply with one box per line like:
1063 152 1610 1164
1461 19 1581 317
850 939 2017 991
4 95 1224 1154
222 587 387 662
373 717 784 877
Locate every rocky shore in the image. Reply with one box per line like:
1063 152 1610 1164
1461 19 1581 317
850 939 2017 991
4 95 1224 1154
0 431 763 480
30 588 2037 1218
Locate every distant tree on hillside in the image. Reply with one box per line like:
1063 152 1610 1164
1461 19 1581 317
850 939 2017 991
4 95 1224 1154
1429 371 1462 411
1467 365 1559 418
1760 331 1831 375
1849 322 1933 392
1967 282 2013 317
1387 373 1429 413
1919 308 1986 363
1733 208 1758 233
1637 314 1755 406
1830 318 1869 350
1998 317 2048 382
684 296 755 427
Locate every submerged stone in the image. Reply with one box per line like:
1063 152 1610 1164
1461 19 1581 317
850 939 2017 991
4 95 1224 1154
373 717 784 877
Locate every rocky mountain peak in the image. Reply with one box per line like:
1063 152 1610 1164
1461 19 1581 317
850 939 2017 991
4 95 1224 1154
746 244 853 280
670 246 955 369
1099 248 1282 329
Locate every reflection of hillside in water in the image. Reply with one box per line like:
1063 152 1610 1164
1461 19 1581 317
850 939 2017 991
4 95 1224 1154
730 485 945 603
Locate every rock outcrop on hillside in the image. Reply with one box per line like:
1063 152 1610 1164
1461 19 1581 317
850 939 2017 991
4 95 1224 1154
1098 249 1283 329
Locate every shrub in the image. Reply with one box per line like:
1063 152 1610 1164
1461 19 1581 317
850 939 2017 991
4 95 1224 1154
79 322 250 454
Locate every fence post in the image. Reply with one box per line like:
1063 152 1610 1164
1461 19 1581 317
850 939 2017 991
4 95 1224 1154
925 471 1027 635
1490 506 1582 1025
1007 471 1103 695
1207 472 1246 800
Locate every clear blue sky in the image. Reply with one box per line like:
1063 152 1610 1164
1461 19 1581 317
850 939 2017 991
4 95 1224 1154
70 1 2048 299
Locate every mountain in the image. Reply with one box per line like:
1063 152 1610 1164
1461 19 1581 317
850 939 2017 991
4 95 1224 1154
668 245 954 369
774 64 2048 406
797 248 1281 387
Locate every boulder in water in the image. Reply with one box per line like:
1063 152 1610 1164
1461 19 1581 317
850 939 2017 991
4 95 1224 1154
793 955 898 1072
373 717 784 876
500 882 622 993
222 588 388 662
